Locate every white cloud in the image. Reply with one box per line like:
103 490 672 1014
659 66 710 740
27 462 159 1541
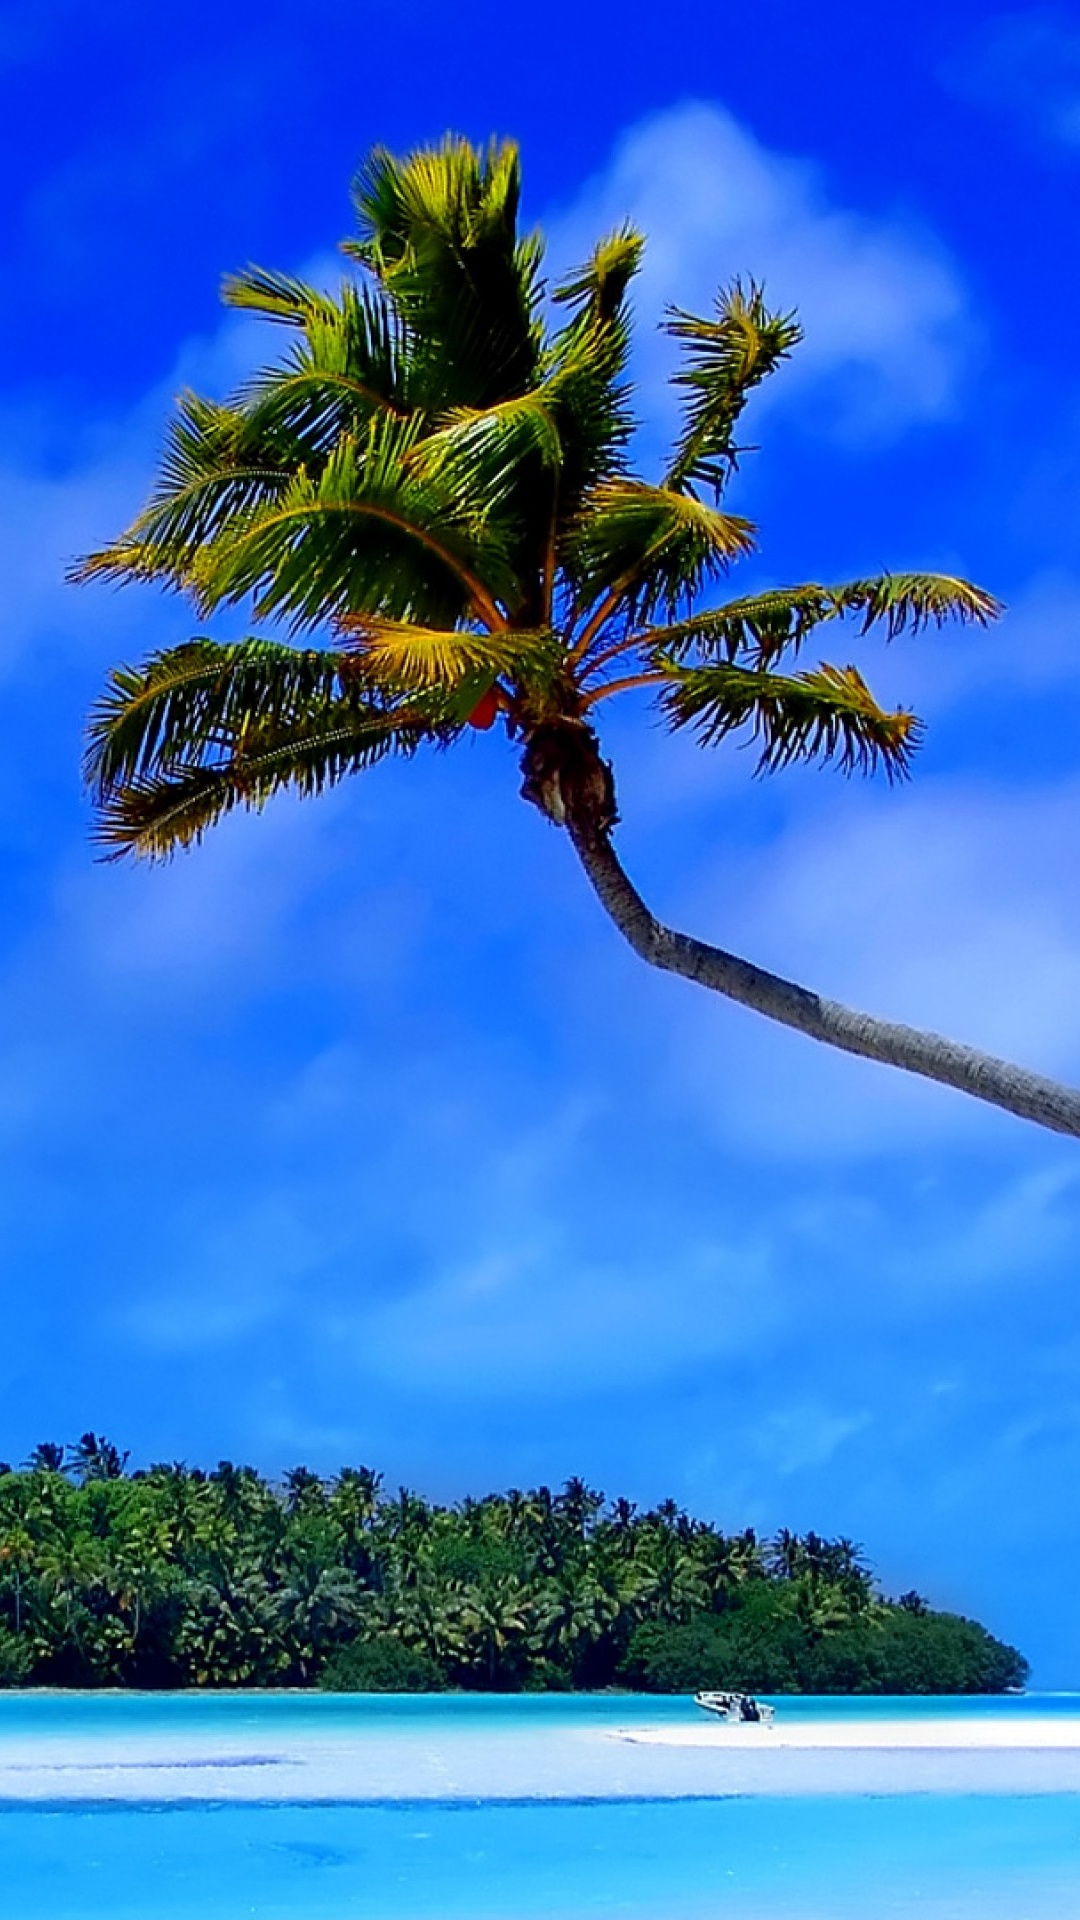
590 770 1080 1157
862 569 1080 718
891 1164 1080 1298
0 302 267 680
545 101 972 448
341 1230 779 1400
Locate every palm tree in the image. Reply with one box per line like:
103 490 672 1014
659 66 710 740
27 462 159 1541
390 1579 468 1671
555 1477 605 1542
145 1461 213 1561
175 1560 287 1686
67 1433 129 1484
283 1465 327 1515
457 1575 532 1687
77 137 1080 1137
532 1574 621 1682
277 1563 364 1680
102 1519 173 1656
0 1524 37 1635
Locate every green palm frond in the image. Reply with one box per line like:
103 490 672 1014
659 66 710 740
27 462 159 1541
72 394 292 591
236 283 409 443
661 657 920 777
93 713 413 860
87 637 448 858
86 638 370 793
648 573 1002 666
664 281 801 495
554 225 643 326
546 229 641 506
416 392 562 505
568 481 756 625
826 573 1002 638
346 137 544 411
221 265 341 326
337 617 561 694
187 419 518 630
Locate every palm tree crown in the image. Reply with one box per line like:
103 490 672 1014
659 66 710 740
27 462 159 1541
77 136 1080 1137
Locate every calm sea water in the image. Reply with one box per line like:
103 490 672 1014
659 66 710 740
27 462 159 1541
2 1694 1078 1919
2 1687 1079 1737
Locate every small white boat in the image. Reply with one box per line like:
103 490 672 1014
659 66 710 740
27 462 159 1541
694 1690 775 1725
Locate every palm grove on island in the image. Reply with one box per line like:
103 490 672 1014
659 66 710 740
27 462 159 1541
77 137 1080 1138
0 1444 1025 1693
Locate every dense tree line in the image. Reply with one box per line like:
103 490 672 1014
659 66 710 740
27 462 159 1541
0 1437 1026 1693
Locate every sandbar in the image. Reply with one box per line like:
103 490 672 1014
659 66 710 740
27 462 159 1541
1 1713 1079 1802
615 1716 1080 1750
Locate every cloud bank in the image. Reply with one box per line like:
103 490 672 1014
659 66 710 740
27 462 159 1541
546 101 972 448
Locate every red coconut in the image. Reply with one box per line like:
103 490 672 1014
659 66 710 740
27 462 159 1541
466 686 499 729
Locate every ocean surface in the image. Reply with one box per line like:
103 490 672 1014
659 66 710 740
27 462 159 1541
2 1693 1078 1919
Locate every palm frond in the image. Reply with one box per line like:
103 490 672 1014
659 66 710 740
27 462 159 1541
93 713 414 860
337 617 561 695
186 418 518 630
221 265 341 327
826 573 1002 638
544 230 641 507
72 394 292 591
234 297 408 454
346 137 544 411
648 573 1002 666
661 657 920 777
416 392 562 505
568 481 756 627
554 225 643 326
87 637 447 859
664 281 801 495
86 638 366 794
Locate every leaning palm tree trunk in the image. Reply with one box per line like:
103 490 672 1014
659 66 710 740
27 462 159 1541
566 820 1080 1138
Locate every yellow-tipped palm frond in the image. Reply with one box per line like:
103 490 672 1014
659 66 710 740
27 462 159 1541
87 638 450 859
661 657 920 778
568 482 756 629
73 393 293 593
185 421 517 631
346 137 544 412
644 573 1002 667
233 282 410 442
547 229 641 507
415 393 563 503
338 618 561 696
829 573 1002 638
664 281 802 495
554 226 644 324
221 265 342 326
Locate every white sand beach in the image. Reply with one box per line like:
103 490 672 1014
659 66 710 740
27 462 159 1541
1 1712 1079 1803
616 1715 1080 1749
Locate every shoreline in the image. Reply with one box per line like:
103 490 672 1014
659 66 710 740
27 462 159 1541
614 1715 1080 1750
1 1711 1079 1803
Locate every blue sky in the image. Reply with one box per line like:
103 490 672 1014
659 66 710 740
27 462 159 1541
2 1 1080 1680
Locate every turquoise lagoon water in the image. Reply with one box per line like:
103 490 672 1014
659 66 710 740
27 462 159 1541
5 1794 1080 1920
3 1695 1079 1919
3 1686 1080 1738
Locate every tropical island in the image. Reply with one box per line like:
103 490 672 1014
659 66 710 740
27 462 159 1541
0 1438 1025 1693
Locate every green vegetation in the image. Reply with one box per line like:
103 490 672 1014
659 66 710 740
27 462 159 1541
73 135 1080 1138
0 1438 1025 1692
